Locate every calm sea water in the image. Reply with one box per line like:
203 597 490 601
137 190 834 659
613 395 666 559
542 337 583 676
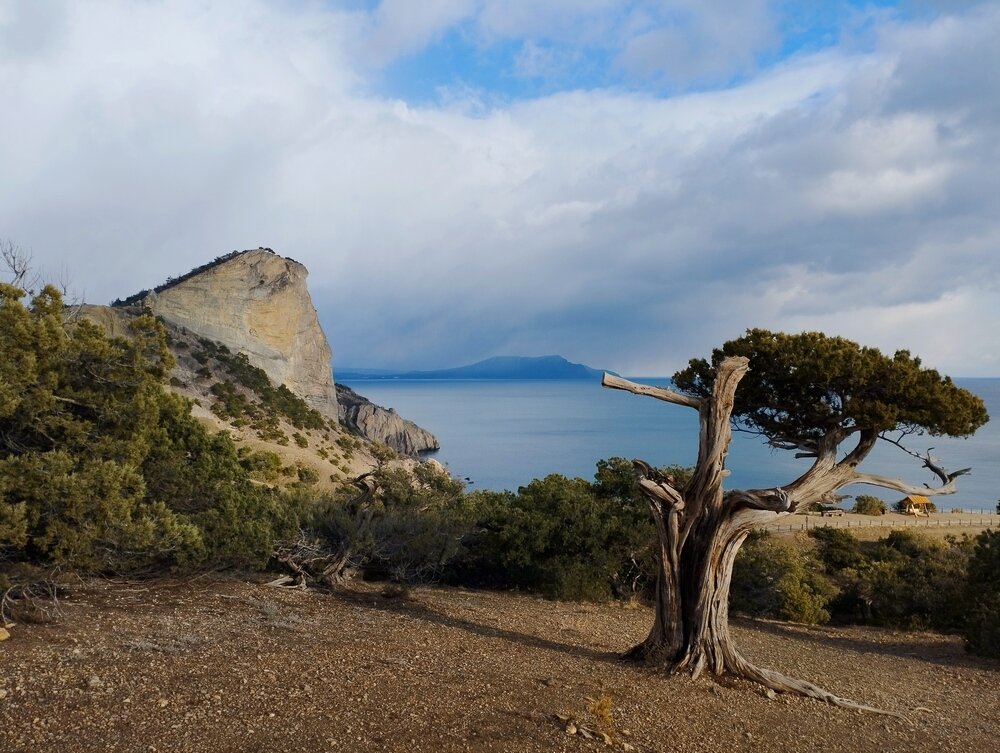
341 378 1000 512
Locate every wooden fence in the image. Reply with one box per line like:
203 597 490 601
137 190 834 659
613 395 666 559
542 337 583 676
763 512 1000 534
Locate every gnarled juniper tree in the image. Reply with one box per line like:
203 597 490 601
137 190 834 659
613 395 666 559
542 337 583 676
603 329 988 711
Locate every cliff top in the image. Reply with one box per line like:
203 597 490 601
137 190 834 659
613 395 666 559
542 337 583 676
111 248 300 307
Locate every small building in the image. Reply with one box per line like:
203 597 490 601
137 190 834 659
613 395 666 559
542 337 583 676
899 495 932 516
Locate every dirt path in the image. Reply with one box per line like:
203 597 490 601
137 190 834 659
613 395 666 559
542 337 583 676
1 577 997 753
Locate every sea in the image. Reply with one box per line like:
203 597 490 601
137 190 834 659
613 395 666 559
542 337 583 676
340 378 1000 512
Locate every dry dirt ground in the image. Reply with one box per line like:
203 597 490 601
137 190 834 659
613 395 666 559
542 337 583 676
1 577 997 753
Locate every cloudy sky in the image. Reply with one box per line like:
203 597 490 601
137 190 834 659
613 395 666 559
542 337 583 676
2 1 999 376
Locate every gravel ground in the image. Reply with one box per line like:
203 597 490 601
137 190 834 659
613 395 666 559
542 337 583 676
1 577 997 753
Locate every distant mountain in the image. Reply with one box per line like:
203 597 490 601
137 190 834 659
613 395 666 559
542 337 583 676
337 355 616 381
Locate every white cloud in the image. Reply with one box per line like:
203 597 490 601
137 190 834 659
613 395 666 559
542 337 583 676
362 0 476 66
1 1 998 377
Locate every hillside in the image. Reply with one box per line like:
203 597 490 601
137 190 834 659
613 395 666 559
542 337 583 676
75 306 382 492
79 248 439 481
339 355 613 381
1 576 996 753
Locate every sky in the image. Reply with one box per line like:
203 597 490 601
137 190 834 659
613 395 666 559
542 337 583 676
1 0 999 376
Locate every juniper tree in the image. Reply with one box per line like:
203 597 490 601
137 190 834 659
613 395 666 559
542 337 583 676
604 329 988 710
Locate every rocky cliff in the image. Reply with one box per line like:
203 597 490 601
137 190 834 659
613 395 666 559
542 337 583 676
104 248 438 457
124 249 339 418
337 384 440 456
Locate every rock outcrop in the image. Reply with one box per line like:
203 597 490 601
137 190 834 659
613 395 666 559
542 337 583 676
124 249 339 418
337 384 439 456
99 247 439 457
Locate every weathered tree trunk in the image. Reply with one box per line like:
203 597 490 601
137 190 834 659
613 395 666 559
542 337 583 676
603 360 912 714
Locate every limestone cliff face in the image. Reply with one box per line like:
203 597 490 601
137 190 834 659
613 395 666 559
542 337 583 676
337 384 440 456
135 249 338 418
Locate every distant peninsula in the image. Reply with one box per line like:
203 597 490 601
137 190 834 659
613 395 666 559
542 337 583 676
338 355 616 381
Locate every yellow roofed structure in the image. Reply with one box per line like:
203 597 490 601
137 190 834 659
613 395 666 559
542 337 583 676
899 495 932 516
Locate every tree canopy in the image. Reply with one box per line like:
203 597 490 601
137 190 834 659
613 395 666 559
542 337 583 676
672 329 988 450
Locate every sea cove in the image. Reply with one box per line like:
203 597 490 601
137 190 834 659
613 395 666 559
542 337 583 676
341 377 1000 511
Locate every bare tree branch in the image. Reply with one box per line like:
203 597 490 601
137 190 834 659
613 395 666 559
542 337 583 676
850 470 966 497
601 373 702 410
1 239 38 291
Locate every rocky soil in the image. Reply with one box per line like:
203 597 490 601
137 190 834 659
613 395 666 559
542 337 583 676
1 578 996 753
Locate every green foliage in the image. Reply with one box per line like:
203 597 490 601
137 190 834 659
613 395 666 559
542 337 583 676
303 464 471 585
673 329 988 445
296 465 319 485
0 284 292 573
816 530 971 630
455 470 652 601
238 449 283 481
192 340 325 432
963 530 1000 658
809 527 866 569
852 495 887 515
731 531 837 624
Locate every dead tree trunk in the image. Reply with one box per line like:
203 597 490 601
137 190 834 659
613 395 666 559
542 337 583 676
603 357 967 714
270 474 379 589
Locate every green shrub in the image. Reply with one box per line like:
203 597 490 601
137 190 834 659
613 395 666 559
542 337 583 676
303 466 470 585
454 472 649 601
809 527 866 569
296 466 319 485
964 530 1000 658
238 450 283 481
731 531 837 624
852 495 887 515
0 283 293 573
824 530 971 630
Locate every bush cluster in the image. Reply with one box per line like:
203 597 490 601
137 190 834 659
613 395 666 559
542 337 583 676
730 531 837 624
730 525 998 656
852 495 887 515
0 284 294 574
294 457 663 600
193 340 326 434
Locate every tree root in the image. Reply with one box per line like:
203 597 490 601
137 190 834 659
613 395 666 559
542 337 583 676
725 650 908 719
622 639 907 719
1 580 64 626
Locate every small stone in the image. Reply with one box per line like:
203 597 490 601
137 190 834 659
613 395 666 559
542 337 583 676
0 627 10 642
764 689 777 700
566 723 578 735
87 675 103 689
0 689 8 700
622 743 636 752
158 698 170 708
